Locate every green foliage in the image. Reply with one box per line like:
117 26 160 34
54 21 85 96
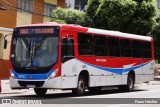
51 7 86 25
85 0 100 27
152 13 160 61
85 0 158 35
95 0 136 31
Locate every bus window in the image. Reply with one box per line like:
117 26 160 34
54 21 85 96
78 33 93 56
132 40 142 58
94 36 106 56
62 38 74 57
62 38 67 57
108 37 120 57
68 39 74 56
142 41 152 58
120 39 131 58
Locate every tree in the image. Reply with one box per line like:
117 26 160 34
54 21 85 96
152 13 160 62
51 7 86 25
127 0 158 35
85 0 100 27
85 0 158 35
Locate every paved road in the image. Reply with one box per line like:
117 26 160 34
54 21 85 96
1 78 160 107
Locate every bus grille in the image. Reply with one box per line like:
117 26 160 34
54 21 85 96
18 81 45 87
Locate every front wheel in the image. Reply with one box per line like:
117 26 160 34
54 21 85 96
34 88 47 96
72 76 86 96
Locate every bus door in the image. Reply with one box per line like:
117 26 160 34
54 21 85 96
61 33 77 88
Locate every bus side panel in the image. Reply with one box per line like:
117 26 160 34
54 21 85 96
106 58 122 86
76 56 110 87
61 58 77 88
42 77 62 88
140 59 154 83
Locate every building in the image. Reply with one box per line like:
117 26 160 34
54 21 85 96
157 0 160 9
0 0 65 79
65 0 87 11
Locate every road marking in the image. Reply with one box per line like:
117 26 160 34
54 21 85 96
105 104 131 107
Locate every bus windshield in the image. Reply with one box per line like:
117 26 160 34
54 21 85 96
11 27 59 69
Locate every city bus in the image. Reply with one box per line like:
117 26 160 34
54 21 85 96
6 23 154 96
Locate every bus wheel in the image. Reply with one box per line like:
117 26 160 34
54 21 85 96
119 74 134 92
88 87 102 93
34 88 47 96
72 76 86 96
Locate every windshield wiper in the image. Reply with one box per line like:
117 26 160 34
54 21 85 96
35 36 47 51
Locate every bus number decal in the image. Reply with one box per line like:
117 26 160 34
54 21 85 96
82 65 87 69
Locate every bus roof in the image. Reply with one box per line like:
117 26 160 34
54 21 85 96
16 23 152 41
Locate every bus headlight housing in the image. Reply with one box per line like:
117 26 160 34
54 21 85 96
49 69 58 79
10 70 16 79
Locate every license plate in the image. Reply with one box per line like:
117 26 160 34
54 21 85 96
26 84 36 88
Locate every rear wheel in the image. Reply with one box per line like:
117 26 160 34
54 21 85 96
119 74 134 92
34 88 47 96
72 76 86 96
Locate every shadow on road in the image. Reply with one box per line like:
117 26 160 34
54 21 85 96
154 78 160 81
5 88 146 99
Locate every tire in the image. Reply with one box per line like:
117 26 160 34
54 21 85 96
72 75 86 96
88 87 102 93
0 86 1 94
34 88 47 96
119 74 134 92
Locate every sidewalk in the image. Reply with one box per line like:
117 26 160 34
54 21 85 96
149 76 160 85
1 80 29 94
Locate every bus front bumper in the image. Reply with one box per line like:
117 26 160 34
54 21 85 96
9 77 62 89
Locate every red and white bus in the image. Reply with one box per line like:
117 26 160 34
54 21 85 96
7 23 154 96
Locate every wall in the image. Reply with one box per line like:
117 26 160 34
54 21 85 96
58 0 65 8
45 0 57 4
32 0 44 24
0 0 17 28
43 0 57 23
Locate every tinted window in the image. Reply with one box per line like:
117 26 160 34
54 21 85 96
62 38 74 57
62 39 67 57
78 33 93 55
108 37 120 57
132 40 142 58
121 39 131 57
94 36 106 56
142 41 152 58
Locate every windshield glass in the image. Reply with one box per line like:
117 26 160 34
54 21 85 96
11 27 59 69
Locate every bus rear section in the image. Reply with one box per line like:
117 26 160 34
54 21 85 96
9 24 154 96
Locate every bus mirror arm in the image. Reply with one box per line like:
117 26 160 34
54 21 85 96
4 33 12 49
4 39 7 49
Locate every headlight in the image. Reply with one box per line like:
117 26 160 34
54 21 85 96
48 69 58 79
10 70 16 79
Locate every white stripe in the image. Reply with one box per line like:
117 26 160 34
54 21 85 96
0 27 13 32
88 28 151 41
105 104 131 107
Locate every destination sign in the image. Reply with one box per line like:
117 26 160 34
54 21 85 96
18 28 54 35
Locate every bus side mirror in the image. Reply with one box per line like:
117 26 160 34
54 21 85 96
4 39 7 49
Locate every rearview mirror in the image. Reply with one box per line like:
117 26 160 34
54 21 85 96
4 39 7 49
